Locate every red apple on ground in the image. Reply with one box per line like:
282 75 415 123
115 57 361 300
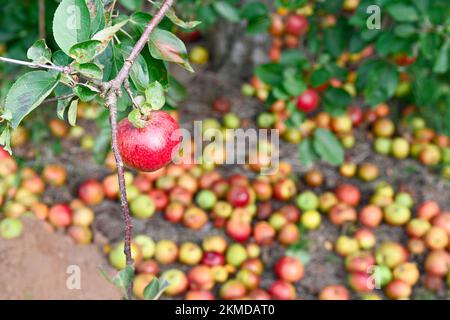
182 207 208 230
348 272 374 293
253 221 276 245
275 256 305 282
185 290 215 300
236 269 260 291
220 279 247 300
42 164 67 186
424 250 449 277
226 185 251 207
161 269 189 296
335 184 361 206
48 204 72 228
179 242 203 265
226 218 251 242
188 265 215 291
154 240 178 265
135 259 159 275
202 251 225 267
319 285 350 300
359 205 383 228
375 242 408 269
269 280 296 300
384 279 412 300
328 203 357 225
417 201 440 220
78 179 104 206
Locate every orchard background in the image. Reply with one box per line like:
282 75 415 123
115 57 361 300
0 0 449 300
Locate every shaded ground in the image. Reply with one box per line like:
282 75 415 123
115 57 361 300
0 218 121 300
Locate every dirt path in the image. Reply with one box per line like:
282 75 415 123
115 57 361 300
0 217 121 300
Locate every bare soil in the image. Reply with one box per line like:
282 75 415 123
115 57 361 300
0 218 121 300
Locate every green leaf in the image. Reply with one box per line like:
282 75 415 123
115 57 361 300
363 61 399 106
93 116 111 164
92 20 129 57
433 42 449 74
130 12 153 28
52 51 72 66
54 84 73 119
111 265 135 298
323 87 351 115
5 71 59 128
241 2 270 33
286 110 304 128
27 39 51 64
86 0 105 34
120 0 143 11
283 74 306 96
67 99 78 126
166 76 186 107
150 1 201 29
213 1 240 22
146 55 168 87
148 28 193 72
254 63 284 86
394 24 417 38
279 50 308 67
286 249 311 265
75 63 103 79
272 86 290 100
143 278 159 300
117 44 149 92
52 0 91 55
69 40 102 63
324 24 346 58
0 125 12 155
419 32 440 59
127 109 147 128
375 33 397 56
276 0 307 10
240 2 268 19
298 138 319 166
386 3 419 22
73 84 98 102
310 68 331 88
246 16 271 34
313 128 344 166
196 5 218 28
145 81 165 110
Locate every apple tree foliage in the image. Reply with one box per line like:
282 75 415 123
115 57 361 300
252 0 450 166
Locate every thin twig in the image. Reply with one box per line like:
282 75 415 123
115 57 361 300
105 91 133 300
42 93 75 105
0 56 72 74
39 0 46 39
124 78 140 109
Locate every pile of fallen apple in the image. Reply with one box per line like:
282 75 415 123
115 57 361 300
0 148 97 244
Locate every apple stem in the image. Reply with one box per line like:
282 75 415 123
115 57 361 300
124 78 141 110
